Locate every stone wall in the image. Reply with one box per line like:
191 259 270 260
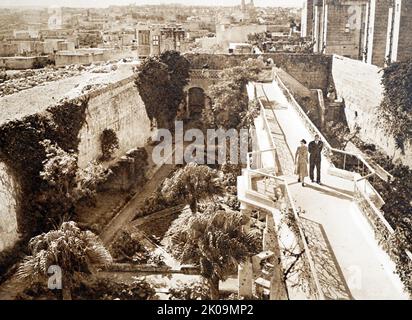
77 76 153 168
185 53 332 92
0 162 19 252
331 55 411 166
0 69 153 253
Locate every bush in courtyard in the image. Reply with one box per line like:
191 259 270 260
161 162 223 213
203 59 264 130
169 280 210 300
99 128 119 161
110 230 149 264
164 208 259 299
72 277 156 300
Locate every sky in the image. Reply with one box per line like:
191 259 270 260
1 0 305 8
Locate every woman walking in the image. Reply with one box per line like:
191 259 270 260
295 139 309 187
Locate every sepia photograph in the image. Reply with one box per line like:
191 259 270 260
0 0 411 310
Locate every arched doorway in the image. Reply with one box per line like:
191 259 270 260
188 87 206 120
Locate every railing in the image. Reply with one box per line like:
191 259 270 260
273 70 376 188
271 70 412 268
245 150 325 300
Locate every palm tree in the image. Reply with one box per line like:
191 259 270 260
161 163 223 213
16 221 112 300
165 207 260 299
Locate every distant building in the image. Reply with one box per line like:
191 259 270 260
216 24 267 46
300 0 314 39
228 42 253 54
149 25 187 56
135 24 188 58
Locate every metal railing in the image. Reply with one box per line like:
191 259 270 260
274 69 378 183
245 149 325 300
271 70 412 267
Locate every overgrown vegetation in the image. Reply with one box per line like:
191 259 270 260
379 58 412 154
368 163 412 293
135 50 190 129
202 59 265 131
16 277 156 300
99 128 119 161
164 205 260 299
161 162 223 213
110 230 149 264
16 221 112 300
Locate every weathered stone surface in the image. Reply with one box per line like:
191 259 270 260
185 53 332 92
0 162 19 252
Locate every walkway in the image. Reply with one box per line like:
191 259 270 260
256 81 408 300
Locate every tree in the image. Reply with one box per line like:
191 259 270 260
37 140 78 229
39 140 112 226
135 51 190 129
203 59 264 130
16 221 112 300
164 208 260 299
161 163 223 213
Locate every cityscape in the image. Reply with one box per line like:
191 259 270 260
0 0 411 303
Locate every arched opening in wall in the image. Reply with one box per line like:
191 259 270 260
0 162 19 253
188 87 207 121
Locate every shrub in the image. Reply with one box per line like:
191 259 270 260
110 230 149 264
169 280 210 300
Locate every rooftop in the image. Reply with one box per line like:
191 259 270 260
0 61 136 126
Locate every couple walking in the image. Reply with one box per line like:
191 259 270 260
294 134 323 187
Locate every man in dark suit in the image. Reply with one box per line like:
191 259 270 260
308 134 323 184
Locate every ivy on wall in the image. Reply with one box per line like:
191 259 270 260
99 128 119 161
379 59 412 154
0 98 89 279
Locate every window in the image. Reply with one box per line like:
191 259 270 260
152 35 159 46
139 31 149 45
